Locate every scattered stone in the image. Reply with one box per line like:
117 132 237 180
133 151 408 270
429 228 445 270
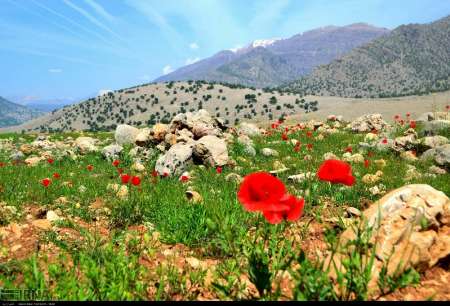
273 161 287 171
364 133 378 143
421 144 450 167
116 185 129 199
429 165 446 175
132 161 146 172
323 152 338 160
32 219 52 230
400 151 418 162
419 136 449 150
102 144 123 160
288 172 314 183
225 173 243 184
374 159 386 169
24 156 42 167
186 189 203 203
343 152 364 163
346 207 362 217
261 148 279 157
46 210 61 222
135 128 152 146
348 114 389 133
74 137 98 154
237 122 261 137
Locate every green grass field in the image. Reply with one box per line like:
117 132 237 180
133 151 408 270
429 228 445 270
0 120 448 301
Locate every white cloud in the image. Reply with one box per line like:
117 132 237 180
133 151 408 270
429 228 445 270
189 42 199 49
229 45 243 53
48 68 63 73
185 57 200 65
83 0 115 22
162 65 174 75
98 89 112 96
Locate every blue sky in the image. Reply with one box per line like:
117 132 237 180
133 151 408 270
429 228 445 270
1 0 449 105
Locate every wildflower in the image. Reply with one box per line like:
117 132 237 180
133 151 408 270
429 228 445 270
53 172 61 179
121 174 131 184
41 178 51 188
180 175 189 182
87 164 94 171
382 138 388 144
237 172 287 212
216 167 223 174
446 105 449 110
163 172 169 177
281 133 288 141
152 170 158 177
367 151 374 158
47 158 54 164
0 162 5 167
406 112 411 117
131 176 141 186
294 144 301 152
306 131 313 138
345 146 353 153
112 160 120 167
237 172 304 224
307 143 313 150
409 120 417 129
262 194 305 224
317 159 355 186
394 115 400 120
117 168 124 174
364 160 370 168
399 119 404 126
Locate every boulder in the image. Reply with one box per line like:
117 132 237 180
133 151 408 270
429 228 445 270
155 143 194 176
135 128 152 147
151 123 169 143
348 114 389 133
74 137 98 154
115 125 140 146
193 135 229 167
237 122 261 137
423 120 450 135
419 135 449 150
101 144 123 160
327 184 450 298
421 144 450 167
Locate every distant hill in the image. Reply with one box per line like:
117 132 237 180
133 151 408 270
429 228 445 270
0 96 44 128
281 15 450 98
2 81 318 133
155 23 389 88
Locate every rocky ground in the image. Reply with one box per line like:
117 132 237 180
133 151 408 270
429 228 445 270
0 108 449 301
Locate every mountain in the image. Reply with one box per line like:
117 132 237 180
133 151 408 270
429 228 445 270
0 96 44 128
155 23 390 88
281 15 450 98
0 81 319 133
22 98 75 112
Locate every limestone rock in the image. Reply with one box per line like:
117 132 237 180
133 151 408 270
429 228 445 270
237 122 261 137
348 114 389 133
261 148 279 157
155 143 194 176
327 184 450 298
102 144 123 160
193 135 229 167
74 137 98 154
115 125 140 146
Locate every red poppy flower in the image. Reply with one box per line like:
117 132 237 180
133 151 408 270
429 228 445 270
370 128 378 134
131 176 141 186
121 174 131 184
399 119 404 126
382 138 388 144
117 168 124 174
216 167 223 174
180 175 189 182
47 158 54 164
237 172 287 212
345 146 353 153
409 120 416 129
87 165 94 171
53 172 60 179
367 151 374 158
394 115 400 120
262 194 305 224
41 178 51 188
152 170 158 177
281 133 288 141
163 172 169 177
446 105 449 110
294 144 301 152
406 112 411 117
307 143 313 150
306 131 313 138
317 159 355 186
0 162 5 167
364 160 370 168
112 160 120 167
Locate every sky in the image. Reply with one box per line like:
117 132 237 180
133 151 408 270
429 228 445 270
1 0 449 106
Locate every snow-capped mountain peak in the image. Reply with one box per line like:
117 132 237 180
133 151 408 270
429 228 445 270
250 38 279 48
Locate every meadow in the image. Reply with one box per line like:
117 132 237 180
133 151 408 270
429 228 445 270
0 115 449 301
